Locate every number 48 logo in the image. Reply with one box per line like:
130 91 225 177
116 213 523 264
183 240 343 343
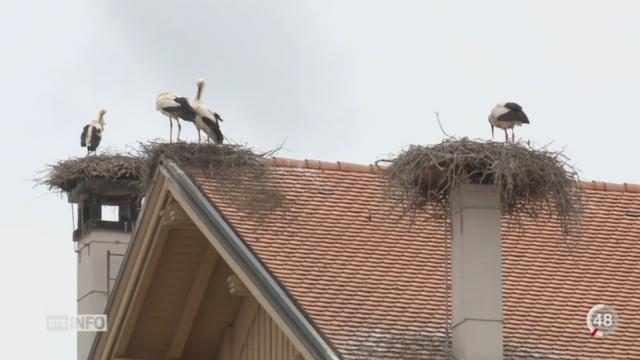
587 304 618 337
592 313 614 328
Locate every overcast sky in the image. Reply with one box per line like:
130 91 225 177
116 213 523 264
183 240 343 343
2 1 639 358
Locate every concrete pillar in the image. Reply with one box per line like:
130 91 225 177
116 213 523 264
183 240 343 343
450 184 503 360
77 230 130 360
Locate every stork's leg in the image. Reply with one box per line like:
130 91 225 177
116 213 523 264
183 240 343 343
198 129 201 143
512 128 515 143
504 129 509 142
176 119 182 142
169 117 173 143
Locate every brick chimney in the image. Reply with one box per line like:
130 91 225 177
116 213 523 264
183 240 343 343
68 179 139 360
450 184 503 360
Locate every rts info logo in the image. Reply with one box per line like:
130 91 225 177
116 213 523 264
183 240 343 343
46 315 108 332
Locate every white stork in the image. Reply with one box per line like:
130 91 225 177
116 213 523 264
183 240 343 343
488 102 529 142
190 79 224 144
81 109 106 155
155 92 196 142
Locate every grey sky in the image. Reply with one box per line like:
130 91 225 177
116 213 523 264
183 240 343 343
1 1 639 358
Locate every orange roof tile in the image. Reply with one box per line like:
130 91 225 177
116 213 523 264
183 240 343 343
194 158 640 360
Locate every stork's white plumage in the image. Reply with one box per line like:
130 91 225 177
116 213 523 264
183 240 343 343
488 102 530 142
155 92 195 142
80 109 106 155
190 79 224 144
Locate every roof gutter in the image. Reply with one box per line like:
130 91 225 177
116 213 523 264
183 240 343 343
162 160 340 360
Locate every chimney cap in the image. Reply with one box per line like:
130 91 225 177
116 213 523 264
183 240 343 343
68 178 139 203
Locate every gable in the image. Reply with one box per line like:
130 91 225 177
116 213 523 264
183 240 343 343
90 165 336 360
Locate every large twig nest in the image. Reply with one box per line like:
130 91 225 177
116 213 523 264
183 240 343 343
380 139 582 234
138 141 277 188
139 142 285 216
38 154 143 192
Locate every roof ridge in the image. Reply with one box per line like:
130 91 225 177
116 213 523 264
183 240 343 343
263 157 383 174
578 180 640 193
262 157 640 193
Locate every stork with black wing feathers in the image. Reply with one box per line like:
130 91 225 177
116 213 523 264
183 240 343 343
488 102 529 142
80 109 106 155
190 79 224 144
156 92 195 142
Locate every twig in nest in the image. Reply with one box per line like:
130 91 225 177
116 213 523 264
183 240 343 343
434 111 455 139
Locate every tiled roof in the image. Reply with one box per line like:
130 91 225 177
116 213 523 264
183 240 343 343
193 158 640 360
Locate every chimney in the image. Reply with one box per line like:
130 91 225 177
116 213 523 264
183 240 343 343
450 184 503 360
68 179 139 360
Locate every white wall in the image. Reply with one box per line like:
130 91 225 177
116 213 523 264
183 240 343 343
76 229 130 360
450 184 503 360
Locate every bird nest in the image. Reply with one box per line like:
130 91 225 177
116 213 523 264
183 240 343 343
38 154 144 192
380 139 582 234
139 142 272 188
139 142 285 216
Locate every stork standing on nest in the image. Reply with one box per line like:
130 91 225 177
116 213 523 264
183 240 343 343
81 109 106 155
488 102 529 142
155 92 195 142
190 79 224 144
